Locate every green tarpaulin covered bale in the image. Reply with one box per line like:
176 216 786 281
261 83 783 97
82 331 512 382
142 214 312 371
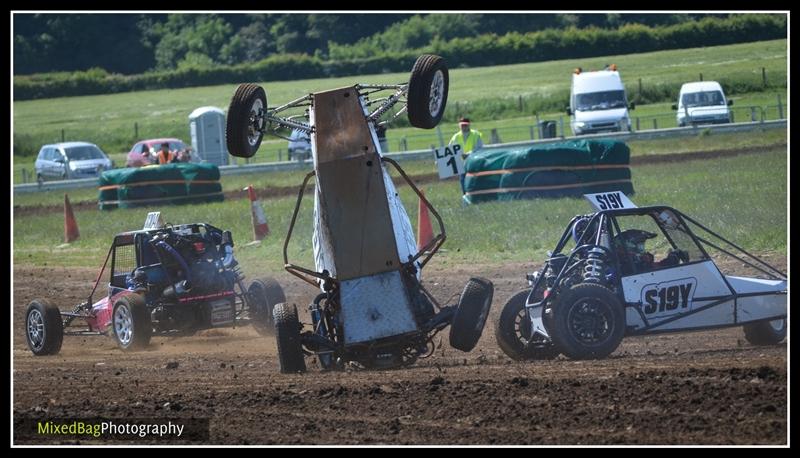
463 139 634 204
98 163 224 210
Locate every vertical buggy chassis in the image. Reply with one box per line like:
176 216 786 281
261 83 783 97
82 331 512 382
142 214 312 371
226 55 493 372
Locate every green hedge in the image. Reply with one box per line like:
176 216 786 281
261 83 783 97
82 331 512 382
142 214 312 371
14 15 786 101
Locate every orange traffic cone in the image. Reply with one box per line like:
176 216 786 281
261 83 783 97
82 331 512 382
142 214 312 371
64 194 80 243
417 190 433 252
245 185 270 241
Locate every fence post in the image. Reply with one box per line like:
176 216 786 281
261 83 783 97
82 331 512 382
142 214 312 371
559 116 565 138
21 168 27 183
278 150 282 161
436 126 445 147
400 138 408 151
762 67 767 88
529 125 536 140
61 129 65 142
750 106 757 122
777 94 784 119
490 128 501 144
638 78 642 97
134 122 138 139
699 73 703 81
635 117 640 131
652 119 658 130
518 95 523 111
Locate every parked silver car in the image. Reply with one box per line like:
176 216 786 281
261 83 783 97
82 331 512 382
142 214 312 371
34 142 113 183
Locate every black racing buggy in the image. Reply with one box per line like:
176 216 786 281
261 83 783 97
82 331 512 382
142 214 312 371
24 216 285 355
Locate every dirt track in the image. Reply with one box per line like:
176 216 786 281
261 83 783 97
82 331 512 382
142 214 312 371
12 255 787 445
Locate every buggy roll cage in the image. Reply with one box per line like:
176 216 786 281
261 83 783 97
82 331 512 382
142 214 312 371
282 157 447 288
527 205 786 320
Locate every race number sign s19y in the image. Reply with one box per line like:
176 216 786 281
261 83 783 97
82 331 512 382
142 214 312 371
433 144 465 179
584 191 638 211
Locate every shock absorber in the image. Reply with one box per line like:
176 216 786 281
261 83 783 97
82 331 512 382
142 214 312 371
583 247 607 283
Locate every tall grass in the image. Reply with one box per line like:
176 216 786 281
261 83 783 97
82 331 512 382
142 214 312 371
13 147 786 274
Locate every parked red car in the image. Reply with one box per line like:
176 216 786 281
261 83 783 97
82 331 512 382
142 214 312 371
126 138 193 167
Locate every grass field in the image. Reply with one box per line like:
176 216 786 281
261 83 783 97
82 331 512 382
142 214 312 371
13 39 786 167
12 127 787 208
13 145 787 275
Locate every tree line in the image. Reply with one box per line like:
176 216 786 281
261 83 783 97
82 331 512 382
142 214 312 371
14 13 731 75
13 14 786 101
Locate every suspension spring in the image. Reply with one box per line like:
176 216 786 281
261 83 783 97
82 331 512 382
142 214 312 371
583 247 607 282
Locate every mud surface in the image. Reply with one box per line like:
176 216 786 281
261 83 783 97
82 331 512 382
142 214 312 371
12 254 787 445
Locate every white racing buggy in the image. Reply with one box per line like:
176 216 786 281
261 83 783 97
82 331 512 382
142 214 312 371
226 54 494 372
496 191 787 361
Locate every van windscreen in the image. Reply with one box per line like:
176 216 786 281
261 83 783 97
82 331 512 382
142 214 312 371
681 91 725 108
576 91 626 111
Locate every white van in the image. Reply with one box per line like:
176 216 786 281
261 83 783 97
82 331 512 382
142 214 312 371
673 81 733 127
567 65 635 135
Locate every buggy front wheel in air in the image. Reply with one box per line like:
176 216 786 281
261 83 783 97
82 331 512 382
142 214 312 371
743 319 786 346
407 54 449 129
273 303 306 374
548 283 625 360
112 294 152 351
449 277 493 352
496 290 559 361
248 277 286 336
226 83 268 158
25 299 63 356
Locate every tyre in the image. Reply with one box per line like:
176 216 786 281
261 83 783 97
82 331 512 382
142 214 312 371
112 294 152 351
273 303 306 374
548 283 625 360
248 277 286 336
407 54 449 129
449 277 493 352
496 290 559 361
25 300 63 356
743 319 786 346
226 83 268 158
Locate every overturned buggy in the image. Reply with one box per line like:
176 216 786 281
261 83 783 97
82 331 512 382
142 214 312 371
226 55 494 372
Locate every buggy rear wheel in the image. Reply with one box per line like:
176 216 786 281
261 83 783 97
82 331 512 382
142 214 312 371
226 83 268 158
273 303 306 374
112 294 152 351
407 54 449 129
548 283 625 360
25 299 63 356
743 319 786 346
449 277 493 352
496 290 559 361
248 277 286 336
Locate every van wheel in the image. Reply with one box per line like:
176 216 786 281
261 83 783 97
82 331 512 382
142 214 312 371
407 54 449 129
226 83 268 158
743 319 786 346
